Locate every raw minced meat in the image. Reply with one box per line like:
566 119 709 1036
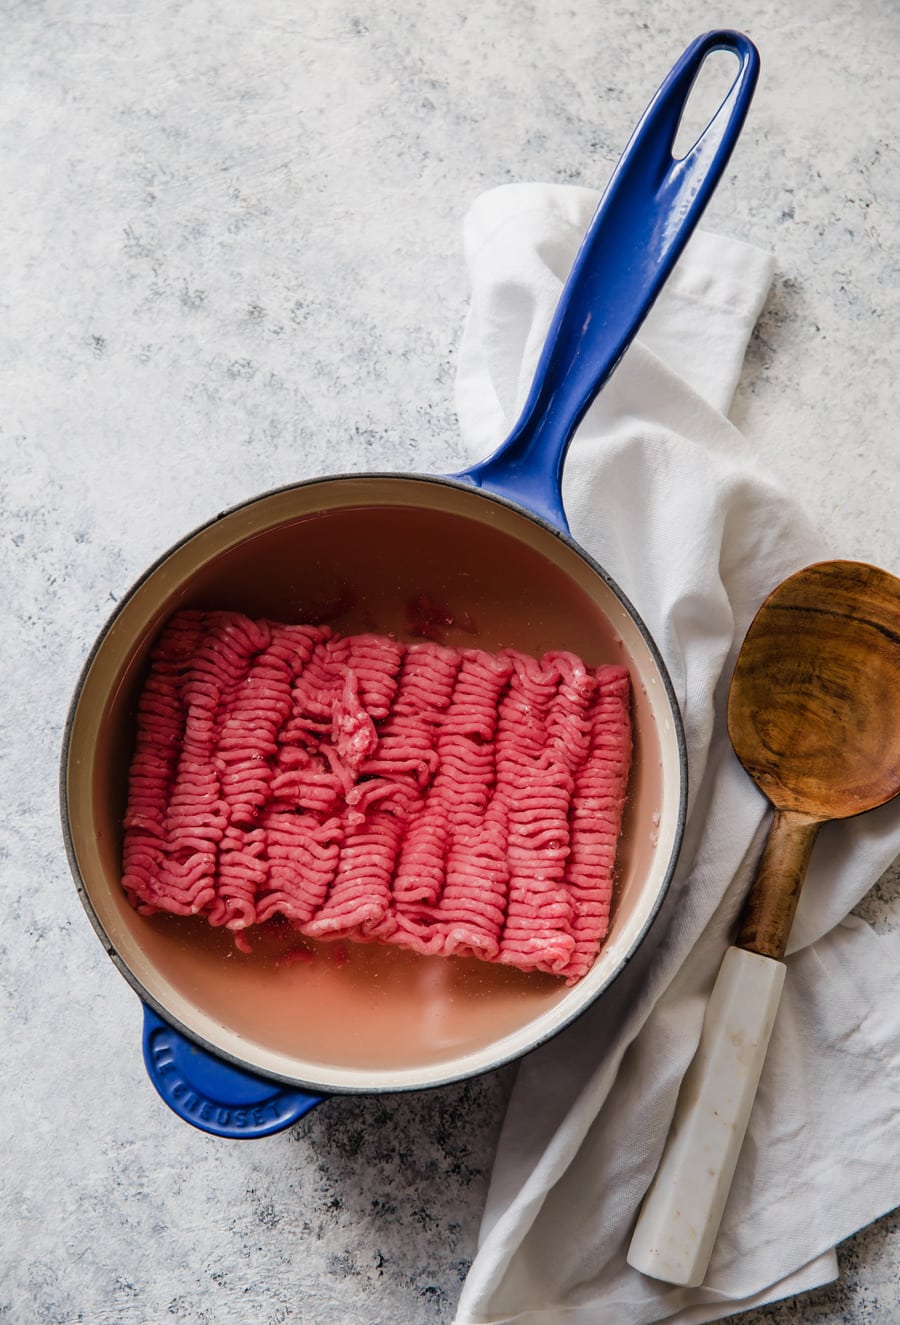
122 610 632 983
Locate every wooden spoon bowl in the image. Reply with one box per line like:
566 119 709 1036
727 559 900 958
728 559 900 819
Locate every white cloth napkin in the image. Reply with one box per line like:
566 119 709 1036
452 182 900 1325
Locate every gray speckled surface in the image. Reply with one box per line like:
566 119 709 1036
2 2 898 1322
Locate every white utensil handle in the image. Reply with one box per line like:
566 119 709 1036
627 945 786 1287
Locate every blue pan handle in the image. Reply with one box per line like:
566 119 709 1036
457 30 760 530
142 1005 325 1137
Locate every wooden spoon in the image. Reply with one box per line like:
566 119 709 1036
628 559 900 1287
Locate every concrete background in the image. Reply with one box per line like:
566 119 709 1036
2 1 898 1321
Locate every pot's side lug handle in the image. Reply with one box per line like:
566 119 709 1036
456 30 760 530
142 1005 326 1138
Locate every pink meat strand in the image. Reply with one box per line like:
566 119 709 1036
122 610 633 982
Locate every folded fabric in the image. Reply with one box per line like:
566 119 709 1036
452 183 900 1325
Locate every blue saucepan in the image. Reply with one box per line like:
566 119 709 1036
61 31 758 1137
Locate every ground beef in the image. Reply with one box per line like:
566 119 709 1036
122 610 632 982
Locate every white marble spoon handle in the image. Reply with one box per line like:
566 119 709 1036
626 945 786 1287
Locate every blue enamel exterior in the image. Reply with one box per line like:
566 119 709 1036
130 30 757 1138
142 1006 324 1138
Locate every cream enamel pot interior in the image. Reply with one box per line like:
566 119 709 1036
61 31 758 1136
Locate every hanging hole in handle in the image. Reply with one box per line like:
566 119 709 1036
671 49 742 161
